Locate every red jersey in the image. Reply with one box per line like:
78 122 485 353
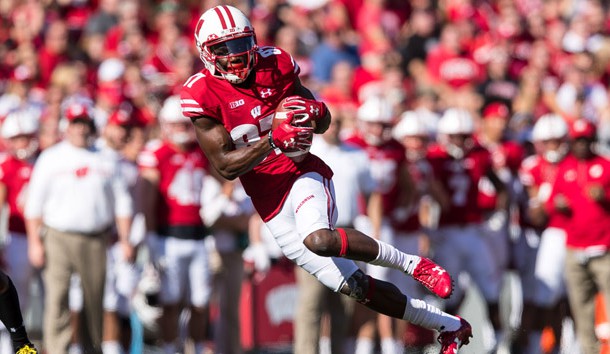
427 143 492 225
138 141 208 227
546 154 610 248
477 140 525 211
344 135 407 220
0 154 33 234
180 46 333 221
392 158 434 233
519 154 569 230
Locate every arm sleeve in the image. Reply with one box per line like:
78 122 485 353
24 154 51 219
112 162 134 218
199 175 229 227
544 171 562 215
357 152 378 195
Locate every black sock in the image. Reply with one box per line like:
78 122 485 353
0 277 30 349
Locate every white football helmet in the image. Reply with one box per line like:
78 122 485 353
2 109 39 139
393 111 430 161
357 96 395 146
194 5 258 84
159 95 195 145
1 109 40 160
437 108 475 159
357 96 394 124
393 111 430 140
437 108 475 135
531 113 568 163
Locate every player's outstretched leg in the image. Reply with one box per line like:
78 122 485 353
0 271 38 354
338 270 471 353
304 228 453 298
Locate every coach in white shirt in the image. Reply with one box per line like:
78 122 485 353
24 102 133 354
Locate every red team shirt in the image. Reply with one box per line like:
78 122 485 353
0 154 33 234
546 154 610 248
344 135 420 232
427 143 493 226
180 47 333 221
477 140 525 211
138 141 208 227
519 154 570 230
395 158 435 233
425 46 484 89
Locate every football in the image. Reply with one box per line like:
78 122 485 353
272 96 314 161
272 96 316 130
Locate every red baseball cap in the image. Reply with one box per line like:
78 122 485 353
569 119 597 139
482 102 510 120
107 109 132 127
64 102 93 122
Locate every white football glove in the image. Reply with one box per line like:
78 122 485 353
132 263 162 331
243 243 271 273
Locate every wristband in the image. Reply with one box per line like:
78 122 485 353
268 130 278 149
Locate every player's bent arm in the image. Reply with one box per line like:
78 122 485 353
428 178 450 211
192 115 273 180
25 217 44 268
486 169 508 210
292 78 331 134
137 168 161 234
366 191 383 240
397 164 418 208
524 185 547 227
0 183 6 239
0 183 6 208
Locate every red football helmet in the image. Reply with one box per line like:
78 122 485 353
194 5 258 84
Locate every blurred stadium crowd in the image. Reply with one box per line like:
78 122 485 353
2 0 610 353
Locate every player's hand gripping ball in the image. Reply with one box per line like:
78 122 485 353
270 96 318 162
274 95 327 129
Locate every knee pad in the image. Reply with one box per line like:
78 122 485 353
339 269 370 303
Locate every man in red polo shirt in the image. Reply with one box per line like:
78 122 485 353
547 119 610 354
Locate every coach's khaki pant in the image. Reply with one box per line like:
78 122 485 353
294 266 354 354
214 251 245 354
564 250 610 354
43 228 107 354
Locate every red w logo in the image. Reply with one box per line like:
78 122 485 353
75 167 89 178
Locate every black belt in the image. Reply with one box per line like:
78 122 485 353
52 226 112 237
157 225 209 240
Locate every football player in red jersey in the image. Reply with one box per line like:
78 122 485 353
138 95 212 354
0 110 39 354
180 5 472 353
344 96 413 354
392 110 446 351
518 113 572 354
476 102 527 351
426 107 506 352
